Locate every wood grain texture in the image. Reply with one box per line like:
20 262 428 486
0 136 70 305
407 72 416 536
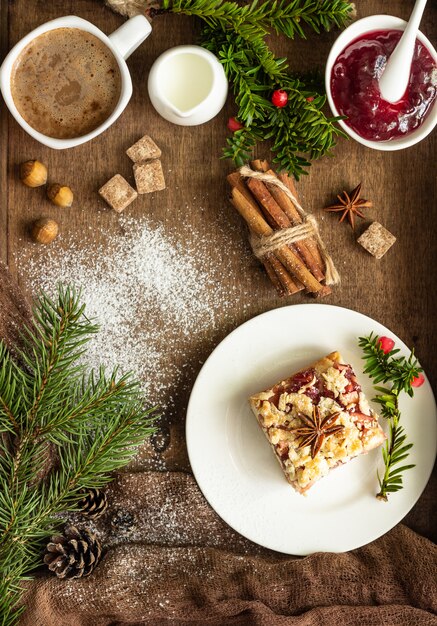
0 262 32 352
0 0 9 260
0 0 436 487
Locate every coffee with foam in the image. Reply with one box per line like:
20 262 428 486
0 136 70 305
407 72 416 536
11 27 122 139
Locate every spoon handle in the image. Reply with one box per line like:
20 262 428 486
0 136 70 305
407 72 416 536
379 0 428 103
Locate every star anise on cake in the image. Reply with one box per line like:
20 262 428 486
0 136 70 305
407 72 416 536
323 183 373 229
293 407 344 458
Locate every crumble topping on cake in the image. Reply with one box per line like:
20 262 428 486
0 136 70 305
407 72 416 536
249 351 386 494
322 366 349 395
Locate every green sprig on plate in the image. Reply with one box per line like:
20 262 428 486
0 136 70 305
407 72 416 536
358 332 423 501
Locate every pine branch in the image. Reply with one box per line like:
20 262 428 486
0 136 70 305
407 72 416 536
223 127 260 167
22 289 98 425
269 0 354 38
260 85 344 177
200 14 348 178
0 344 24 436
203 28 279 124
358 333 422 501
163 0 353 40
0 286 157 626
160 0 353 178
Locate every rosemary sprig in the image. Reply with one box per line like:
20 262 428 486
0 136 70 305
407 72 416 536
358 332 422 501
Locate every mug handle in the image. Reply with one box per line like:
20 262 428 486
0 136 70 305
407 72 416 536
108 15 152 60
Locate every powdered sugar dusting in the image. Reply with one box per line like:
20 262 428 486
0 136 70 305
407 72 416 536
65 472 264 555
16 214 252 412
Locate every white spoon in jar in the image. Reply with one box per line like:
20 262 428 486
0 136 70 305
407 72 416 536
379 0 428 103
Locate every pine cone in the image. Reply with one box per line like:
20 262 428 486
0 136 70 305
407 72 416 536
78 487 108 519
110 509 135 533
44 526 102 579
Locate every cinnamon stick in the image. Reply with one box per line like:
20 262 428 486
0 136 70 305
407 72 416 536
266 170 302 223
227 172 302 295
251 159 269 172
249 161 324 281
247 161 309 269
229 196 302 296
231 188 273 236
227 172 263 216
230 215 301 297
262 259 286 297
231 188 329 296
279 172 325 271
227 172 279 229
265 254 302 296
247 178 291 229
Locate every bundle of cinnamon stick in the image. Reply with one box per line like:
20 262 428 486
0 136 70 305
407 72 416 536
228 160 337 298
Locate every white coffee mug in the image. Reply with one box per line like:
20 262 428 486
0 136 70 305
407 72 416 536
0 15 152 149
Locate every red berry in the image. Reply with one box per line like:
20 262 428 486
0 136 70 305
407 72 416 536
306 96 315 102
411 373 425 388
227 117 243 132
271 89 288 107
378 336 395 354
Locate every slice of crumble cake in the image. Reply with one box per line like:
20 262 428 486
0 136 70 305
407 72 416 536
249 351 385 494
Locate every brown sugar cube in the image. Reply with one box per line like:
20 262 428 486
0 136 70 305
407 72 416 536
133 160 166 194
126 135 162 163
357 222 396 259
98 174 138 213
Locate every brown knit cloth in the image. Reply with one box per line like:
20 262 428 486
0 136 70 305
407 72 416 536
1 264 436 625
18 474 437 626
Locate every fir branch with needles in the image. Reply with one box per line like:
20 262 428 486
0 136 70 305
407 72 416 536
0 286 157 626
155 0 354 178
162 0 353 39
358 333 423 502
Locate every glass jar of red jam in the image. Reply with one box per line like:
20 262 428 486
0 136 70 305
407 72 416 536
330 30 437 142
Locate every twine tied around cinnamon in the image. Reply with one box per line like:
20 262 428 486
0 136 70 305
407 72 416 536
238 166 340 285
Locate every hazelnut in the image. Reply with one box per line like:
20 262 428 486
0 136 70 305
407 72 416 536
31 218 59 244
19 160 48 187
47 183 74 207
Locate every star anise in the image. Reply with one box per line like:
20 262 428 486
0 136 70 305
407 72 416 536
323 183 373 229
293 406 344 459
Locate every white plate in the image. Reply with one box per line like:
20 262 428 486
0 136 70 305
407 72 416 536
186 304 437 555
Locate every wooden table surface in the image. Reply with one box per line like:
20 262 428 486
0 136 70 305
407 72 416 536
1 0 436 483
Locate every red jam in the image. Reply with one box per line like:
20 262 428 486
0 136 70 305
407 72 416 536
331 30 437 141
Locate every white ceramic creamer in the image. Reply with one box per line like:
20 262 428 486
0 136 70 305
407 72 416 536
148 45 228 126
